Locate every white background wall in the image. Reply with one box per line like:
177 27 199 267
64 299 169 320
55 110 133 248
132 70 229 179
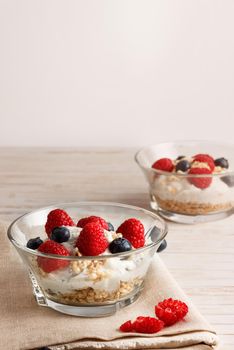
0 0 234 147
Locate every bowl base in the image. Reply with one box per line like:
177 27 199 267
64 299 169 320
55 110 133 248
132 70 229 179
151 201 234 224
45 289 142 317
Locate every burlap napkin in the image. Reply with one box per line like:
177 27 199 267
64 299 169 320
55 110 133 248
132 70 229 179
0 222 218 350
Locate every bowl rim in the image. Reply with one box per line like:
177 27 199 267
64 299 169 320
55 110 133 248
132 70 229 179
7 201 168 260
135 140 234 177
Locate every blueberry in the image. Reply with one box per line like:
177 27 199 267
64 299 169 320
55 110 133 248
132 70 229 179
107 222 114 231
157 239 167 252
51 227 70 243
38 347 51 350
221 175 234 187
109 238 132 254
176 155 185 161
214 157 229 169
175 160 191 172
26 237 43 250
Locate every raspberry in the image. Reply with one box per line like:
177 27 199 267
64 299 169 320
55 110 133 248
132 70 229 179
188 167 212 189
193 154 215 172
155 298 188 326
37 240 70 273
152 158 174 172
45 209 75 237
77 215 108 230
132 316 164 334
116 218 145 248
119 320 133 332
76 222 108 256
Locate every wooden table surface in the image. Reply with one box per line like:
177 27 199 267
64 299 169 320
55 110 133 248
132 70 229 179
1 148 233 349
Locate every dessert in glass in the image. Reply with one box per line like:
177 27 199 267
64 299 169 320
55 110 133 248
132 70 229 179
8 202 167 317
135 141 234 224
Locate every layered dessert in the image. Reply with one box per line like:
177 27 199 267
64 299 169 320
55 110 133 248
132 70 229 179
150 153 234 215
27 210 150 305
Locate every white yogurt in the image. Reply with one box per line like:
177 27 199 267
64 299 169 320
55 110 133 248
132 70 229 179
34 225 149 294
153 175 234 204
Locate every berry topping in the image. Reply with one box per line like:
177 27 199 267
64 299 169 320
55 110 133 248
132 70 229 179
45 209 75 237
109 237 132 254
76 222 108 256
193 154 215 172
77 216 108 230
132 316 164 334
119 320 133 332
214 157 229 169
152 158 174 172
176 155 185 160
26 237 43 250
221 175 234 187
51 226 70 243
117 218 145 249
188 167 212 189
37 240 70 273
175 160 191 172
155 298 188 326
107 222 115 231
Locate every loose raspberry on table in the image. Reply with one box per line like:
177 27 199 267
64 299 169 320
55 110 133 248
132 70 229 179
188 167 212 189
37 240 70 273
155 298 188 326
45 209 75 237
192 154 215 172
120 316 164 334
77 215 108 230
133 316 164 333
116 218 145 248
119 320 133 332
76 222 108 256
152 158 174 172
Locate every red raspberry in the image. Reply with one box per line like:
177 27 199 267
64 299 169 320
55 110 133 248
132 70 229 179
188 167 212 189
37 240 70 273
132 316 164 334
152 158 174 172
116 218 145 249
193 154 215 172
155 298 188 326
77 216 108 230
119 320 133 332
45 209 75 237
76 222 108 256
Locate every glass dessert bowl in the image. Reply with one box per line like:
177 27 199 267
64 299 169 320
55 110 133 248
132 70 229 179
8 202 167 317
135 141 234 224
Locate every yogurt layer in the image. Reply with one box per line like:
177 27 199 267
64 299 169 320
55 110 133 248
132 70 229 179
152 175 234 204
36 225 149 294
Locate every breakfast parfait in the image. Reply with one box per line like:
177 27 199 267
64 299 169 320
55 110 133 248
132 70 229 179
150 153 234 215
26 209 151 306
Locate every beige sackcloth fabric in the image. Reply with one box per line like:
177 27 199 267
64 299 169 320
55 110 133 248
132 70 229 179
0 222 218 350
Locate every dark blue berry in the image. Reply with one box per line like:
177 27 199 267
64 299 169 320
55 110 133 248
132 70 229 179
109 238 132 254
51 227 70 243
176 155 185 161
221 175 234 187
38 347 51 350
214 157 229 169
26 237 43 250
175 160 191 172
107 222 114 231
157 239 167 252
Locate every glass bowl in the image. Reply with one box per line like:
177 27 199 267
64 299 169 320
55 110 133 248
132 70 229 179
135 141 234 224
7 202 167 317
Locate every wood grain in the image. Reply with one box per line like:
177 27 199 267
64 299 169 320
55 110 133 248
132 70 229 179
1 147 233 349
